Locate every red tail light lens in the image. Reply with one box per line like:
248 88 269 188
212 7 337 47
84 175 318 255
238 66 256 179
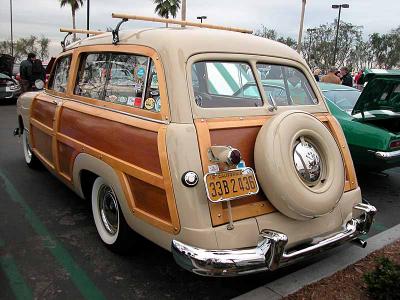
390 140 400 149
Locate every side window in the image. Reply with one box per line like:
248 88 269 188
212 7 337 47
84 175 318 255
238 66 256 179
256 64 318 106
74 52 161 113
48 55 71 93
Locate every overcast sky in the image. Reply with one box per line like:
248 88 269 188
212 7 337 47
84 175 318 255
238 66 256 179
0 0 399 58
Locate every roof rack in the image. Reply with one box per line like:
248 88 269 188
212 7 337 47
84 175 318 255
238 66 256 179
111 13 253 44
59 28 106 51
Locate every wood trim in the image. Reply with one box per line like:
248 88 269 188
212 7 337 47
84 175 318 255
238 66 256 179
62 100 162 132
56 132 165 189
32 148 55 170
157 126 181 233
65 44 170 122
206 116 270 129
195 113 358 227
195 119 275 226
116 168 176 233
324 115 358 190
53 105 63 175
30 118 54 136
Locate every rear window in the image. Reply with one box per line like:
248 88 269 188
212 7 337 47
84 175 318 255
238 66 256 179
191 61 263 108
256 64 318 106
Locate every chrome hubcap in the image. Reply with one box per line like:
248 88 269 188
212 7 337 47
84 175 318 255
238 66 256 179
98 185 119 235
293 137 322 185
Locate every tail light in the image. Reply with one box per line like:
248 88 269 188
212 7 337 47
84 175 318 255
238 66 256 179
389 140 400 149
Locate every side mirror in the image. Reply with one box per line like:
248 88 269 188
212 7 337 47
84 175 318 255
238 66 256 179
34 79 44 90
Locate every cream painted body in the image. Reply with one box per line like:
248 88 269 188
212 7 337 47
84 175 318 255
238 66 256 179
16 27 363 256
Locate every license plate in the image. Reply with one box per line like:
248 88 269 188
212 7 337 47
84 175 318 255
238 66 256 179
204 167 259 203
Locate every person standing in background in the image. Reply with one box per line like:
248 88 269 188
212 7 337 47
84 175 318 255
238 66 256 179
340 66 353 87
313 68 321 82
321 67 341 84
32 58 46 82
19 53 36 92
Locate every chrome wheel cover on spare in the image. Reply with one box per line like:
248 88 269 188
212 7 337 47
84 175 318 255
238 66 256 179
254 110 345 220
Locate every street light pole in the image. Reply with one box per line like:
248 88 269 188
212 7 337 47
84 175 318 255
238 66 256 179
86 0 90 37
197 16 207 23
332 4 349 66
297 0 306 53
10 0 13 57
307 28 316 65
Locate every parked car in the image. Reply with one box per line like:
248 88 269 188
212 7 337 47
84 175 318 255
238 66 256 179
0 54 21 102
0 73 22 102
320 79 400 171
15 17 376 277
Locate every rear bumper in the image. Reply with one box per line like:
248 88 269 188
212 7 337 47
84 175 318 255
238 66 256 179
171 203 376 277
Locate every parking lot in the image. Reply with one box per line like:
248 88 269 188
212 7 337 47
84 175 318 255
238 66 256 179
1 102 399 299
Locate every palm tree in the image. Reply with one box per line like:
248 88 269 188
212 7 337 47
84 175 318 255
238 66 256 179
153 0 181 27
60 0 84 41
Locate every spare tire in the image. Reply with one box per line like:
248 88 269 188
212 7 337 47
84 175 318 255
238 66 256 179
254 110 345 220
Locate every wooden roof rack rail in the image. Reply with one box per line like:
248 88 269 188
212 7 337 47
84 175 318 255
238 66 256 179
111 13 253 44
59 28 106 51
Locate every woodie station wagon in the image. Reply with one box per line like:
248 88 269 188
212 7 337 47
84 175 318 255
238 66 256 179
15 14 376 276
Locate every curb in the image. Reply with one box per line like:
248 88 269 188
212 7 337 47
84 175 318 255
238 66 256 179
233 224 400 300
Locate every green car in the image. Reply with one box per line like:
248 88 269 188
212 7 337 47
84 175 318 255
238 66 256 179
320 74 400 171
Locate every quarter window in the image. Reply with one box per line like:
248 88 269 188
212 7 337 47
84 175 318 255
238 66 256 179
256 64 318 106
74 52 161 113
48 55 71 93
192 61 263 108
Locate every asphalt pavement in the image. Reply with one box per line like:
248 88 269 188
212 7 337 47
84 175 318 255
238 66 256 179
1 101 399 299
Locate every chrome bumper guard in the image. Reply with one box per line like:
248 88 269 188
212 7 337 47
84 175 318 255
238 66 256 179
171 203 376 277
375 149 400 160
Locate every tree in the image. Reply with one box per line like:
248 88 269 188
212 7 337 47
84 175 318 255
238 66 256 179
153 0 181 27
60 0 84 41
0 35 50 62
254 25 297 50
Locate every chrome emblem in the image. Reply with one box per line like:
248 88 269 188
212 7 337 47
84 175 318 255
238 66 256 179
293 137 322 185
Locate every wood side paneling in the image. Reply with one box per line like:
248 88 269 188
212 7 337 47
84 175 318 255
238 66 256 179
31 126 53 164
31 100 56 129
59 108 162 175
128 176 172 223
58 142 77 177
210 126 260 169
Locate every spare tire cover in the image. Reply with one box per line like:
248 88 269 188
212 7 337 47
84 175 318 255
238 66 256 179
254 110 345 220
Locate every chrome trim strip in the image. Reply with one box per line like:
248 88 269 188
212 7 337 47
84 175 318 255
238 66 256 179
171 203 376 277
374 149 400 160
43 91 169 125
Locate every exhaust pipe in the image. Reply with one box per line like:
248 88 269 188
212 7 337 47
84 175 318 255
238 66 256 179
352 238 367 248
13 128 20 136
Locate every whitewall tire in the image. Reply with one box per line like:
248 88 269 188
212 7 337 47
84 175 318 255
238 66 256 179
91 177 133 253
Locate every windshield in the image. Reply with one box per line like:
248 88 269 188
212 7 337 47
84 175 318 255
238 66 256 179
323 89 361 111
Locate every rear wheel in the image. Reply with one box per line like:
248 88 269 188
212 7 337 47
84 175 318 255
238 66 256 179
22 128 40 168
91 177 133 254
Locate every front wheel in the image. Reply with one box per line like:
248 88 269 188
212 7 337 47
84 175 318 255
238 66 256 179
91 177 133 254
22 128 40 168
